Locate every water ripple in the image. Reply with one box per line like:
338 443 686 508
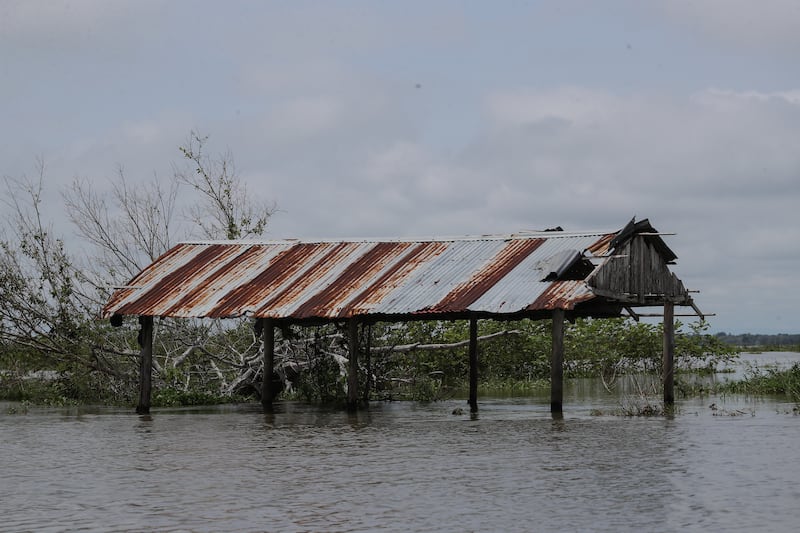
2 397 799 532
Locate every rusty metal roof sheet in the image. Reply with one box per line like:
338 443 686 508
102 228 628 321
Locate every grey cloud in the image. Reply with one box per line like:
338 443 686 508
657 0 800 54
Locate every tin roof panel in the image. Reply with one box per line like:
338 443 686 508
371 239 509 315
101 225 656 320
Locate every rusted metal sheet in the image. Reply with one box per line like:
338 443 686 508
586 232 615 257
172 244 286 318
423 239 545 313
256 242 365 318
291 242 413 319
103 243 202 313
102 228 636 321
373 239 510 315
527 280 594 311
115 244 240 317
209 243 332 318
342 241 450 316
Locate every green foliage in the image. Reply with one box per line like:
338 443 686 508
561 318 739 378
152 388 236 407
617 394 670 417
370 319 550 397
563 318 661 376
293 353 347 403
382 321 470 385
409 375 445 402
0 365 135 406
676 320 739 372
478 320 551 382
718 363 800 403
361 317 739 402
477 376 549 397
290 327 348 403
2 311 742 407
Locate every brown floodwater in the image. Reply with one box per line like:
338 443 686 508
1 353 799 532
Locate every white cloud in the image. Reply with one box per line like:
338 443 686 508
693 88 800 110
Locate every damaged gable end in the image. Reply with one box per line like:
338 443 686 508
586 218 689 305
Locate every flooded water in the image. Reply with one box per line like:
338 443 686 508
2 353 799 532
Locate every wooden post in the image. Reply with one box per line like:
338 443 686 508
136 315 154 415
468 316 479 413
347 318 359 410
550 308 565 414
261 318 275 410
663 301 675 406
363 323 372 404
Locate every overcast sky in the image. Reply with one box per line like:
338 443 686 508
1 1 798 334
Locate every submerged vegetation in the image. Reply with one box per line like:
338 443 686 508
716 363 800 404
2 310 738 408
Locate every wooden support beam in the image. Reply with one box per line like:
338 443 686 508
550 308 565 414
468 316 479 413
347 318 360 410
261 318 275 410
689 299 706 321
136 315 154 415
363 324 372 404
630 312 716 318
663 301 675 406
624 306 640 321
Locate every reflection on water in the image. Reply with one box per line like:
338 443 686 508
1 353 799 532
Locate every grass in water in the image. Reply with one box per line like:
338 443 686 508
717 363 800 403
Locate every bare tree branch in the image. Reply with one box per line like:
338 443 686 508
174 130 276 240
371 329 523 353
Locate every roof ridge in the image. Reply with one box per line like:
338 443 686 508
177 230 617 246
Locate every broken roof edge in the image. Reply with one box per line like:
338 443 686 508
609 217 678 262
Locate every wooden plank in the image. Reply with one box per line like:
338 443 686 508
637 238 647 303
468 316 479 413
633 312 715 318
551 308 565 413
136 315 154 415
261 318 275 410
663 301 675 406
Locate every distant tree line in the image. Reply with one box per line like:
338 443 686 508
715 332 800 350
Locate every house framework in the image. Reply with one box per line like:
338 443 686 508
102 218 703 415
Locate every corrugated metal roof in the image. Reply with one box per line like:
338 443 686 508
102 229 623 321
